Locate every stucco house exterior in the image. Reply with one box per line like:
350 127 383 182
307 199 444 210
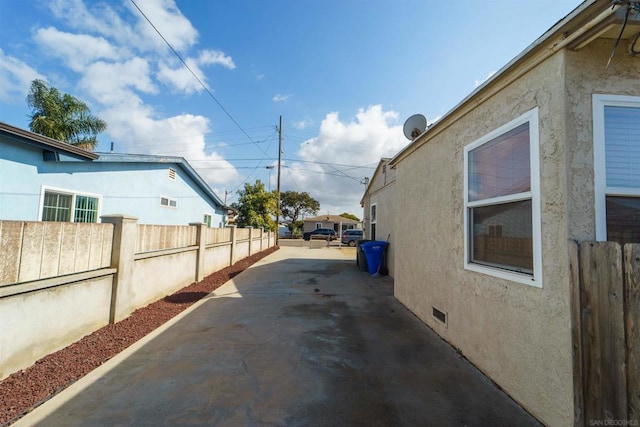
302 214 360 233
388 1 639 425
360 158 396 277
0 122 227 226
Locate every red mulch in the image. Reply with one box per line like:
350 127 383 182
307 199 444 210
0 246 278 426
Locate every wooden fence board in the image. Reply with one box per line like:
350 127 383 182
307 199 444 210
569 241 584 427
625 244 640 421
579 242 627 423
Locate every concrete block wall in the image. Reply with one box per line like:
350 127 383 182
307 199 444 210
0 221 113 285
0 218 276 380
0 275 113 380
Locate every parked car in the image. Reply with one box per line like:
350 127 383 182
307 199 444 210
303 228 336 241
341 229 363 246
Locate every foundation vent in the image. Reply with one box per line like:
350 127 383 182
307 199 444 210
432 306 447 326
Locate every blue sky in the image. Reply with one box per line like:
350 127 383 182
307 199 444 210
0 0 582 216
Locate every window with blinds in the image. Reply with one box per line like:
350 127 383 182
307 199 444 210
464 108 542 287
593 95 640 244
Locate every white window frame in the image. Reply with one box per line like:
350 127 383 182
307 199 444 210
315 223 323 229
463 108 542 288
203 213 212 227
593 94 640 241
160 196 177 208
370 203 377 224
38 186 102 223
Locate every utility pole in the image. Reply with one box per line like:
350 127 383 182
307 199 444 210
276 115 283 244
223 189 231 206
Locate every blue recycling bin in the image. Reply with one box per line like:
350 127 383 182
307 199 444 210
360 241 388 274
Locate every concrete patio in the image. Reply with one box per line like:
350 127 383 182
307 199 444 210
15 246 540 426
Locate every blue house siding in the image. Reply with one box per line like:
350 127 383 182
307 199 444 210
0 138 51 221
0 123 226 226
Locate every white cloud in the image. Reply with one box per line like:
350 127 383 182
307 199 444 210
48 0 141 50
157 49 235 93
100 108 239 186
293 119 312 130
21 0 241 191
34 27 124 72
0 49 46 103
272 94 291 103
199 49 235 69
157 58 205 94
130 0 198 53
474 70 497 87
285 105 409 216
79 58 157 105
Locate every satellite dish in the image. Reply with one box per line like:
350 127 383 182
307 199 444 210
403 114 427 140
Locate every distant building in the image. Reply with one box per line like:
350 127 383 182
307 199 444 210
302 214 360 233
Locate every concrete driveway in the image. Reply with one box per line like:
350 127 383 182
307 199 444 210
16 246 540 426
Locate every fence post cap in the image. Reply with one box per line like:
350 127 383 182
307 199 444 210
101 214 138 222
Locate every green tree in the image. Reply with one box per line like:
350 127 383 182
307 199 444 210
232 180 277 231
340 212 360 222
281 191 320 231
27 79 107 151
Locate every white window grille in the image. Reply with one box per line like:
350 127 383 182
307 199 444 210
41 188 100 223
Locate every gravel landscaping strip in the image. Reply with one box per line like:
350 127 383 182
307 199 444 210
0 246 278 426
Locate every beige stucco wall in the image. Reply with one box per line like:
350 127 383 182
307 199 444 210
564 39 640 241
394 39 639 424
361 160 397 276
394 52 574 425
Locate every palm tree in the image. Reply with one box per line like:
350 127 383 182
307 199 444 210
27 79 107 151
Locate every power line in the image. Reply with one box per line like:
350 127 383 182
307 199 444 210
286 166 301 191
228 124 279 192
114 136 276 156
188 158 376 170
129 0 267 157
281 165 366 180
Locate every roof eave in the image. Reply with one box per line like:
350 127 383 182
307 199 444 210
390 0 603 167
0 121 99 160
95 152 225 208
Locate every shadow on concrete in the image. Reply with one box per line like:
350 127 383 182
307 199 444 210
163 292 210 304
20 248 540 427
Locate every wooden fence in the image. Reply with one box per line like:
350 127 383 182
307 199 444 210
570 241 639 426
